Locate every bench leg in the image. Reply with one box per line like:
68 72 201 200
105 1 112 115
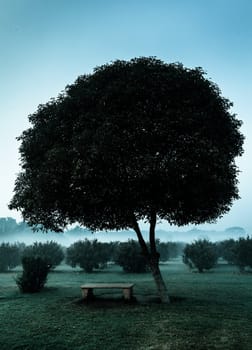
123 288 133 300
82 288 94 299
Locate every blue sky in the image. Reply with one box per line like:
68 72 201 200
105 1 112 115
1 0 251 232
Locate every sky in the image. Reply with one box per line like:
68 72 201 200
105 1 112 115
0 0 252 233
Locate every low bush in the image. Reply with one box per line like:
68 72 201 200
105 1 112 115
16 256 50 293
66 239 110 272
23 241 64 270
114 240 148 273
218 236 252 272
183 239 218 273
234 236 252 272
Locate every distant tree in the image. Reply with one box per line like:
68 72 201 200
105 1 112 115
66 239 109 272
234 236 252 272
173 242 186 258
114 240 148 273
16 256 50 293
97 242 115 268
157 240 185 259
106 241 120 262
165 241 185 259
9 57 244 302
218 236 252 272
0 243 21 272
23 241 64 270
156 240 170 262
225 226 246 237
16 242 26 255
183 239 218 272
218 239 237 264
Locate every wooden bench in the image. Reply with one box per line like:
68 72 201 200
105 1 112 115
81 283 134 300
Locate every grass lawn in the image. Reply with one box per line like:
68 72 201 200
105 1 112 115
0 261 252 349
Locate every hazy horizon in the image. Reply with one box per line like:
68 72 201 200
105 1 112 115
0 216 247 247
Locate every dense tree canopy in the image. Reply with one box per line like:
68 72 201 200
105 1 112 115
10 57 243 232
9 57 244 302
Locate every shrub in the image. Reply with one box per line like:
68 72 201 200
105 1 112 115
234 236 252 272
155 241 184 261
114 240 148 273
218 236 252 272
16 256 50 293
156 240 170 262
66 239 110 272
23 241 64 269
218 239 237 264
183 239 218 272
0 243 21 272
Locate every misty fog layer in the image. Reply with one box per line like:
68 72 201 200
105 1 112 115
0 217 246 246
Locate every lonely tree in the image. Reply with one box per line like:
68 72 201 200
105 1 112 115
9 57 244 303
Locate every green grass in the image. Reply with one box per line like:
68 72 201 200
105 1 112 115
0 261 252 349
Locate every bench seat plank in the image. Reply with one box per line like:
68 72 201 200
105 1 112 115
81 283 134 289
81 283 134 300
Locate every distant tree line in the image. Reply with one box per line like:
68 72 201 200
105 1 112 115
1 237 252 275
0 239 184 273
217 236 252 272
183 236 252 272
65 239 185 273
0 241 64 273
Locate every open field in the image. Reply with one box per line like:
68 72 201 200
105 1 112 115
0 261 252 350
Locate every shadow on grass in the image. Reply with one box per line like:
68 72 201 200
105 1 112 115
146 295 186 304
73 294 186 308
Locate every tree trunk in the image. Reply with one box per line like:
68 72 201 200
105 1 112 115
149 257 170 303
131 213 170 304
